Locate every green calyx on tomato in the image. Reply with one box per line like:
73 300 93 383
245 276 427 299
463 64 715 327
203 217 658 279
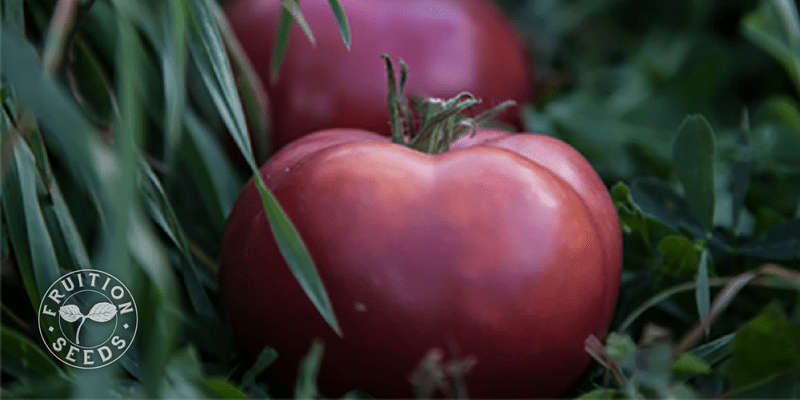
382 54 516 155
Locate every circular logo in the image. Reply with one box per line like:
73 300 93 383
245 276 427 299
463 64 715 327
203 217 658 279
38 269 138 369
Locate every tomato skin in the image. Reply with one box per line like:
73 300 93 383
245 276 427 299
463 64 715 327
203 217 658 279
219 129 622 398
224 0 532 150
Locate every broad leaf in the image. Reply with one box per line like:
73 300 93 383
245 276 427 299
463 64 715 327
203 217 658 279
630 178 705 238
85 302 118 323
59 304 83 323
672 115 716 233
739 218 800 260
726 302 800 391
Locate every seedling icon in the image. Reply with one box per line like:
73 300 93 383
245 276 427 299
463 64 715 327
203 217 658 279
58 302 118 345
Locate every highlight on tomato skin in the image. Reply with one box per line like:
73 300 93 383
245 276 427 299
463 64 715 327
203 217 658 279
223 0 533 150
218 128 622 398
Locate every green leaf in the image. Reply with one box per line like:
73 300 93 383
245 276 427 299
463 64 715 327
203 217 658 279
727 371 800 398
240 346 279 388
3 136 62 310
204 379 246 399
611 181 651 248
280 0 315 46
605 332 637 363
327 0 351 49
139 158 215 317
270 6 293 82
629 179 705 238
696 249 711 333
187 0 255 171
162 0 189 163
726 302 800 389
657 236 699 279
181 109 242 229
1 327 63 378
2 0 25 33
742 0 800 96
295 339 325 399
1 27 108 222
689 333 735 366
254 177 341 336
738 218 800 260
672 115 716 233
41 0 79 75
672 353 712 374
620 342 673 390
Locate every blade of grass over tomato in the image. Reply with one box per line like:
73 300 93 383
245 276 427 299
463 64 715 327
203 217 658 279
327 0 351 49
270 6 293 83
672 115 715 234
187 0 339 336
212 0 272 160
254 177 342 336
187 0 254 170
280 0 315 46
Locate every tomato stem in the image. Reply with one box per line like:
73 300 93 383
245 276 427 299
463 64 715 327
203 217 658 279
382 55 517 154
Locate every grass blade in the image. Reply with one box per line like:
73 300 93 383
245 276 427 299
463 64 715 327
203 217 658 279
240 347 279 388
187 0 254 170
254 177 341 336
1 327 64 378
327 0 350 49
6 136 62 309
295 339 325 399
280 0 315 46
162 0 189 164
696 249 711 335
270 6 293 82
182 108 242 229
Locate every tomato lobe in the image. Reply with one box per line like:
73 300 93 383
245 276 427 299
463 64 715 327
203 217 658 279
220 129 622 398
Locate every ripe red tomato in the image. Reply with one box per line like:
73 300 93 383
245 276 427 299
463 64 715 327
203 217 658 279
224 0 533 150
219 128 622 398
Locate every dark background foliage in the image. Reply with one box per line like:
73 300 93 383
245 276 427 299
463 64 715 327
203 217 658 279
2 0 800 398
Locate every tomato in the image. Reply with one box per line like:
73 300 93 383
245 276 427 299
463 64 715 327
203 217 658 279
224 0 533 150
218 128 622 398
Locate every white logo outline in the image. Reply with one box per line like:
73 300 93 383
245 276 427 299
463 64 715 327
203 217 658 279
38 269 138 369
